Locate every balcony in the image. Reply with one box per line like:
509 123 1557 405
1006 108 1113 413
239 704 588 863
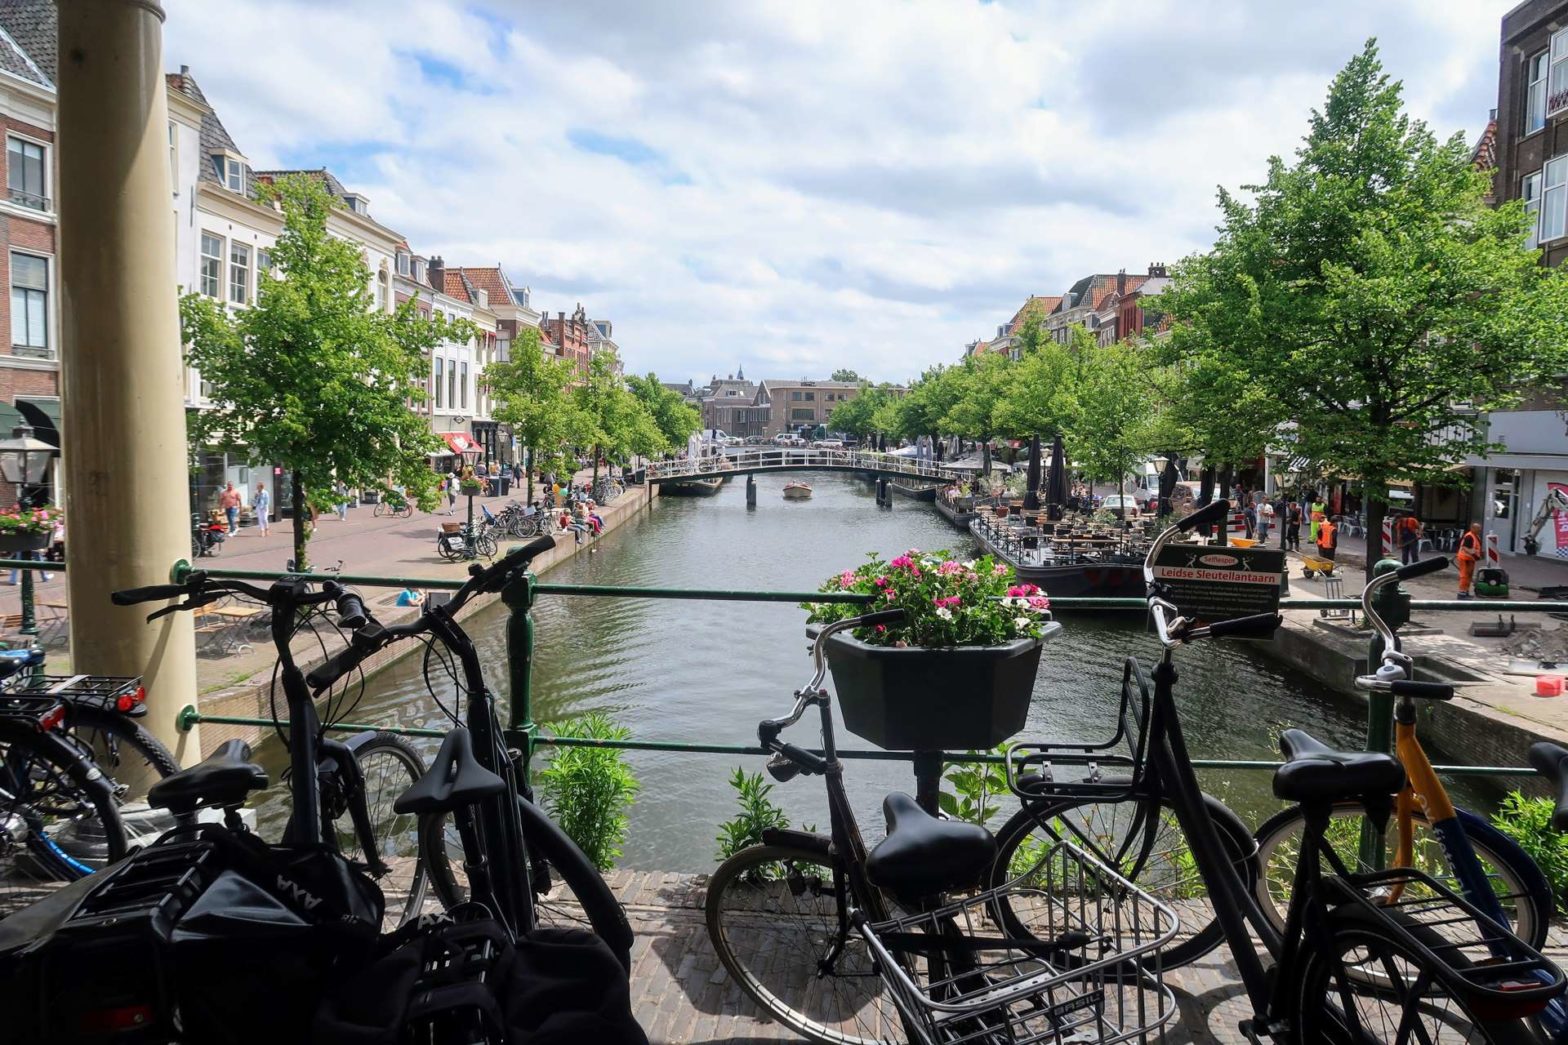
6 187 49 212
10 344 52 361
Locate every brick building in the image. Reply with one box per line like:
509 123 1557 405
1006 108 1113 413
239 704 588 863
541 304 594 377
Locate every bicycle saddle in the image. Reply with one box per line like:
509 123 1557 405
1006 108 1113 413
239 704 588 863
865 792 996 903
148 739 268 814
1273 729 1405 805
394 727 506 816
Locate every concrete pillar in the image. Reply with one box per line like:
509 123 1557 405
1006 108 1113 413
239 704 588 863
58 0 199 765
745 473 756 508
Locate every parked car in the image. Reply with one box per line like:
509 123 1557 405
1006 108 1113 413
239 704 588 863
812 439 844 450
773 433 804 447
1099 494 1143 519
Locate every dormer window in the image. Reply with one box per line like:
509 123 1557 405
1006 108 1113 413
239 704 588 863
396 251 411 277
212 152 245 193
412 258 426 283
342 193 368 215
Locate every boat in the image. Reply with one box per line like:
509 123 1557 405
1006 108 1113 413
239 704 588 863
661 476 724 497
888 478 939 502
782 482 812 500
968 515 1147 598
934 490 986 530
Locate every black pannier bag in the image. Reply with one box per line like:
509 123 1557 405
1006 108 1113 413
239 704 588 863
315 911 647 1045
0 825 382 1044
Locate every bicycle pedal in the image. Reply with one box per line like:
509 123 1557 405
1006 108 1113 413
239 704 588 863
1237 1018 1284 1043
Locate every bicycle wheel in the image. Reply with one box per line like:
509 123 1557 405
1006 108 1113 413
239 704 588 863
69 706 179 786
331 732 427 931
398 504 413 519
420 794 633 969
1294 909 1537 1044
374 502 387 517
0 721 128 917
989 790 1257 969
706 842 906 1045
436 538 461 561
474 532 498 559
1254 803 1548 951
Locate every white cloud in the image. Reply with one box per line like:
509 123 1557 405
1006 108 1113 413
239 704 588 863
164 0 1513 385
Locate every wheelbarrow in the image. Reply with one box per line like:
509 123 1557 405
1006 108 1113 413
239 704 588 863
1301 554 1338 579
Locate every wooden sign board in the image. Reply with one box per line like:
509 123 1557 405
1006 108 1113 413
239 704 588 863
1150 543 1285 627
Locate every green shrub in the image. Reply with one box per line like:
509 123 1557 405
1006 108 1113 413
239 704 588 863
537 713 638 872
716 767 791 864
940 748 1008 828
1492 791 1568 913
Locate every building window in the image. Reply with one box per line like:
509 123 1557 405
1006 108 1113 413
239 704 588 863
396 251 411 277
448 361 457 409
213 154 245 193
376 270 388 311
6 137 45 211
1525 171 1542 249
10 252 47 358
1528 50 1549 134
200 233 223 298
434 357 444 408
791 391 803 401
1551 29 1568 117
257 248 272 277
459 362 468 409
1541 156 1568 242
229 241 250 305
167 122 177 188
790 408 814 421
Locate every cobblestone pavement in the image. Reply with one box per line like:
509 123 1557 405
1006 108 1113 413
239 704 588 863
606 869 1568 1045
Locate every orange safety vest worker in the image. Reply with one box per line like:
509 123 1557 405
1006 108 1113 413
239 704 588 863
1316 518 1337 559
1457 527 1482 597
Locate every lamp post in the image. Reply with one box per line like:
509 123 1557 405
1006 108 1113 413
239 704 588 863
0 424 57 636
1153 455 1170 520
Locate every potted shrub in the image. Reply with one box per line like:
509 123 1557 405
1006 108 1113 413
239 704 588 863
0 505 58 553
803 551 1060 751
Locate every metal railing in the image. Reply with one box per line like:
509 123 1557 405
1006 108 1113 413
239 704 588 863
148 554 1568 783
646 447 963 483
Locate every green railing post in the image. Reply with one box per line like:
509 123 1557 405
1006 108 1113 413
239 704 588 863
502 569 538 777
1360 556 1408 868
17 565 36 636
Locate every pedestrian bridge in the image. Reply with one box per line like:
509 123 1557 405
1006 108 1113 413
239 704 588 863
644 447 963 484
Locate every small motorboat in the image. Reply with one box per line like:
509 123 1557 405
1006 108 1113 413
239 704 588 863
783 482 813 500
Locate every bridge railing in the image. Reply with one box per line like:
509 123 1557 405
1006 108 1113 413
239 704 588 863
162 554 1568 785
646 447 961 481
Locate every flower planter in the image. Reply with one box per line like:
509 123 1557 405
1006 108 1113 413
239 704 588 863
822 631 1045 751
0 532 49 553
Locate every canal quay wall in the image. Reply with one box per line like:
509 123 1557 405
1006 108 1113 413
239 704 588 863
192 483 660 756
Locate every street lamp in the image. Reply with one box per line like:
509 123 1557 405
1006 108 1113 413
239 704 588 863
0 424 57 635
1153 455 1170 518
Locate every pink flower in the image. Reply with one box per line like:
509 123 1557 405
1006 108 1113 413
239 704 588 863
993 563 1010 576
937 561 964 576
874 624 887 634
885 591 896 602
889 555 914 570
1028 596 1050 610
874 576 891 588
839 570 857 587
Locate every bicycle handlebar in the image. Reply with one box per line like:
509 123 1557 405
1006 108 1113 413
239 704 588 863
1200 612 1282 641
1177 499 1230 533
1528 742 1568 831
334 590 368 631
112 583 197 605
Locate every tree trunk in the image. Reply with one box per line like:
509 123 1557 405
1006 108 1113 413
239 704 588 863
981 440 991 476
592 446 601 485
525 446 534 504
1364 491 1387 583
290 469 309 572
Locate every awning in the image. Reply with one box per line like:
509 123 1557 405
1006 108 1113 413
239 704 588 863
16 398 59 449
438 431 482 455
1464 453 1568 472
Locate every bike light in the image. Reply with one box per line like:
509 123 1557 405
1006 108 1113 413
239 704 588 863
36 703 64 732
116 685 147 713
79 1003 155 1033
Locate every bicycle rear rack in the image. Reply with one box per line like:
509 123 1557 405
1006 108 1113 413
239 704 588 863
1005 658 1153 804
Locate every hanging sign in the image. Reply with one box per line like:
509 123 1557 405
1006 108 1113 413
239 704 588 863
1150 543 1285 627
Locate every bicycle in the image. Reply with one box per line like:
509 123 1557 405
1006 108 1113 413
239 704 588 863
112 571 430 932
1116 501 1562 1042
303 537 635 968
706 606 1181 1045
1252 556 1554 965
373 496 414 519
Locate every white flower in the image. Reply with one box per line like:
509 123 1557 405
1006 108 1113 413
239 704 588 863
1014 616 1033 630
935 607 954 621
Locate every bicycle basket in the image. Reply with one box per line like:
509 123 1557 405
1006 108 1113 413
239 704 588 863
1005 657 1153 804
858 835 1177 1044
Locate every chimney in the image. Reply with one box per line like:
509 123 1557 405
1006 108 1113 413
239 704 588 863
1148 261 1167 278
1116 268 1126 296
428 256 445 292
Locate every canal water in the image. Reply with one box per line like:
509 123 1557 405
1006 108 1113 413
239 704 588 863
321 473 1482 873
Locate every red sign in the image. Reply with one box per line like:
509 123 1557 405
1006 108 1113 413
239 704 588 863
1552 482 1568 559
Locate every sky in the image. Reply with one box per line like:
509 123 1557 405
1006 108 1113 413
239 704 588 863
163 0 1513 387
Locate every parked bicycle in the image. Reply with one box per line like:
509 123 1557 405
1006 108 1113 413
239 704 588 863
435 519 497 560
373 493 413 519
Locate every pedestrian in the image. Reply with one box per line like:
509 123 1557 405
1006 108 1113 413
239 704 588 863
1399 512 1423 566
1258 498 1274 544
446 471 459 513
1316 514 1339 562
254 481 271 537
218 481 242 535
1242 495 1257 539
1286 500 1303 551
334 481 350 521
1457 522 1482 599
1309 496 1327 544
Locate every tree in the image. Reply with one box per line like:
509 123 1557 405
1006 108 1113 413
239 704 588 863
485 326 585 503
827 383 888 440
830 368 860 383
941 353 1016 473
182 175 462 570
993 333 1078 442
1162 40 1568 576
571 351 664 482
626 372 701 451
1068 341 1160 504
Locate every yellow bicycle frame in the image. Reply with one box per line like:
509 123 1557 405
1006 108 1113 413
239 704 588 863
1388 717 1458 902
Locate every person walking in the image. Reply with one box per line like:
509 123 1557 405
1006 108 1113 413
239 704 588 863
1242 494 1258 539
254 482 271 537
334 481 350 521
1309 496 1326 545
1316 514 1339 563
1399 512 1423 566
1258 498 1275 544
218 481 242 535
1286 500 1303 551
1457 523 1483 599
446 470 459 513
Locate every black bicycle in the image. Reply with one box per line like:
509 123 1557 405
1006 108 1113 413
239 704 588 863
303 536 634 968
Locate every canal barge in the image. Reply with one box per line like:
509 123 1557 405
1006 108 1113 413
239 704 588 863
934 491 990 530
888 478 940 502
969 512 1147 598
661 476 724 496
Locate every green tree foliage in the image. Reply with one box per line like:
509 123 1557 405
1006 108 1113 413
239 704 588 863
483 325 584 502
571 350 664 481
1068 340 1160 498
181 175 460 570
993 333 1079 440
626 371 701 449
826 383 889 439
942 353 1017 473
1161 40 1568 575
830 368 860 382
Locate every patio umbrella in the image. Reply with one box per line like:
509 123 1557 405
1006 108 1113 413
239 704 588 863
1158 453 1180 515
1045 434 1067 507
1023 435 1042 510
